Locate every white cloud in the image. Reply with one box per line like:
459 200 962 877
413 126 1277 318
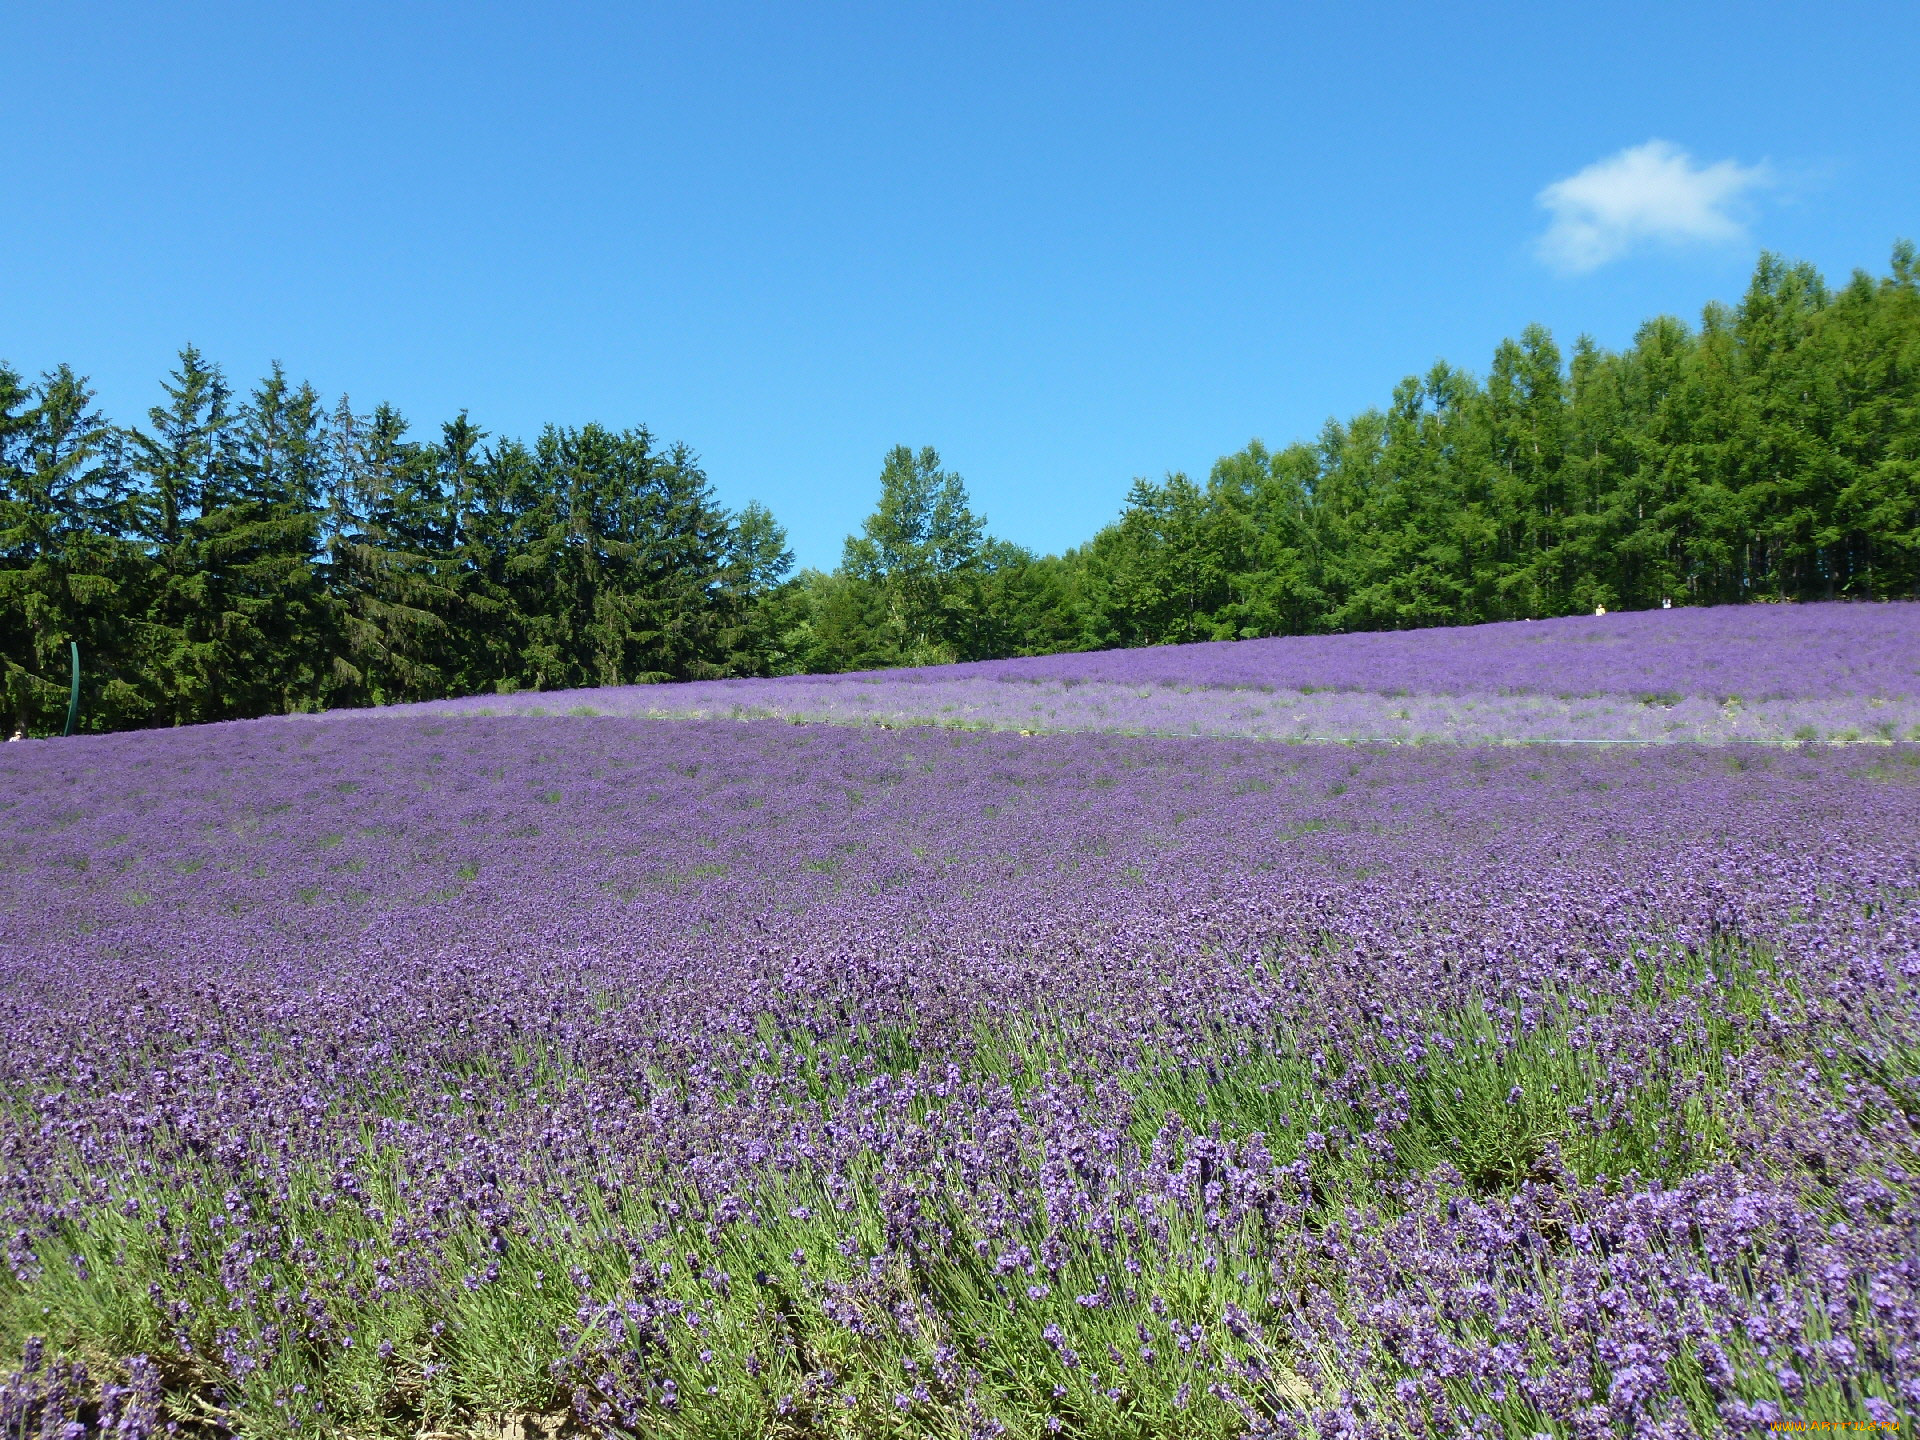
1535 140 1771 273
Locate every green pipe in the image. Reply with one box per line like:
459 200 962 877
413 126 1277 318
62 641 79 737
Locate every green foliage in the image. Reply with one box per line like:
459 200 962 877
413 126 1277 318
3 243 1918 731
0 364 128 736
496 424 742 689
0 353 796 732
841 444 988 663
1070 243 1920 647
779 448 1079 673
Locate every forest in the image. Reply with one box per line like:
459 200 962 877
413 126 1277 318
4 243 1916 735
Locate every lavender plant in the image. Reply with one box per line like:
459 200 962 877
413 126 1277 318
1 613 1917 1436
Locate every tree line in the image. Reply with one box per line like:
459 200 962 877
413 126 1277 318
5 244 1917 734
775 243 1920 667
1 350 794 734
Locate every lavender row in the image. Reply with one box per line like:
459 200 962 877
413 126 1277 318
414 676 1920 746
399 602 1920 744
2 715 1917 1435
935 602 1920 698
411 604 1920 723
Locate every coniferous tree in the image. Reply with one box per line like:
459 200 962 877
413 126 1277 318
123 347 241 725
501 425 737 690
0 366 125 735
320 399 459 705
432 414 522 695
1830 241 1920 598
228 364 329 713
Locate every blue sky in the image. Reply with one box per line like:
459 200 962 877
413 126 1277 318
3 2 1915 569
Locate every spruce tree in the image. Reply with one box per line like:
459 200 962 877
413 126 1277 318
123 347 237 725
230 364 329 713
0 366 125 735
320 399 458 704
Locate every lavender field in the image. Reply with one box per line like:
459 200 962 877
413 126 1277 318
4 608 1919 1437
